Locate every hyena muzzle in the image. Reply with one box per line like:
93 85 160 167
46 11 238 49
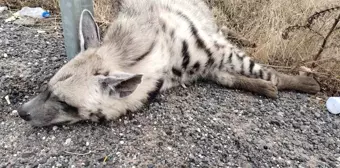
18 0 320 127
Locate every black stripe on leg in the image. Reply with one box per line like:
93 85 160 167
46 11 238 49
267 72 272 81
218 55 225 70
240 63 244 75
161 22 167 33
236 54 244 62
227 53 233 64
181 41 190 70
206 57 215 68
172 67 182 77
147 79 164 102
193 62 200 70
259 69 264 79
189 62 201 75
170 30 175 39
249 60 255 75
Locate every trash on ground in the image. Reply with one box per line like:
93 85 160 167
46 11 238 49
4 95 11 105
0 6 8 14
5 6 50 23
326 97 340 114
15 7 50 19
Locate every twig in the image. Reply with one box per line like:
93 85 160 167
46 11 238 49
282 6 340 39
262 64 291 69
305 57 340 65
64 151 93 156
306 6 340 27
312 13 340 67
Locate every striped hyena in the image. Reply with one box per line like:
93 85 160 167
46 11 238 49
18 0 320 126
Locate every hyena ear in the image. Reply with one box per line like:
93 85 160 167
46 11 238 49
98 73 143 98
79 9 101 52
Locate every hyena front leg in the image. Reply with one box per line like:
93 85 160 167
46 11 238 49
209 71 278 98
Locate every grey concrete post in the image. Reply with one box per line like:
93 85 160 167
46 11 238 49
59 0 94 60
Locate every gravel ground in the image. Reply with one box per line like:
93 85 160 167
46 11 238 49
1 13 340 168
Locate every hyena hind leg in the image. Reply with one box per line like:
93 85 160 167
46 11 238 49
276 72 320 94
210 71 279 99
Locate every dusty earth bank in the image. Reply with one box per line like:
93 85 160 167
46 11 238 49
0 13 340 167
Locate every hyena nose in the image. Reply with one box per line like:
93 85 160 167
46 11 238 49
18 106 31 121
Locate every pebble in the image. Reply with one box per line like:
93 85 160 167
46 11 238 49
52 126 58 131
11 110 18 116
64 138 72 146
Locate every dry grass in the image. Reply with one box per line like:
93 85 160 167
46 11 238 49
1 0 339 96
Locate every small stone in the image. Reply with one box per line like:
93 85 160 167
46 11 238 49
37 30 46 34
86 142 90 146
314 112 321 118
21 152 34 158
52 126 58 131
11 110 18 116
119 141 124 145
167 146 172 151
64 138 72 146
55 162 62 167
3 53 7 58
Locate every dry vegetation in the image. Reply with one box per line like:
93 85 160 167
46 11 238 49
1 0 339 96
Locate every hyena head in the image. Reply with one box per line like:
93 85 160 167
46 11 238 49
18 10 143 127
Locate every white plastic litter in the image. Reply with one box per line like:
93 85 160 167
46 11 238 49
0 6 8 13
5 95 11 105
15 7 50 19
326 97 340 115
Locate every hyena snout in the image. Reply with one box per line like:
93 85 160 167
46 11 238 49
18 105 32 121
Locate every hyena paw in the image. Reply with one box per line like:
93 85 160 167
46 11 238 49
258 81 278 99
296 76 320 94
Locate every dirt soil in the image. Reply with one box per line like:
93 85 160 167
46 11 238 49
0 13 340 168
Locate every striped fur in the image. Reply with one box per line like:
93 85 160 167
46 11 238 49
18 0 320 126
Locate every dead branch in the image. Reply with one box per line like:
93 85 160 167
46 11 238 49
312 13 340 67
282 6 340 39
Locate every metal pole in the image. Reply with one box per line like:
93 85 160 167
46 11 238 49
59 0 94 60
